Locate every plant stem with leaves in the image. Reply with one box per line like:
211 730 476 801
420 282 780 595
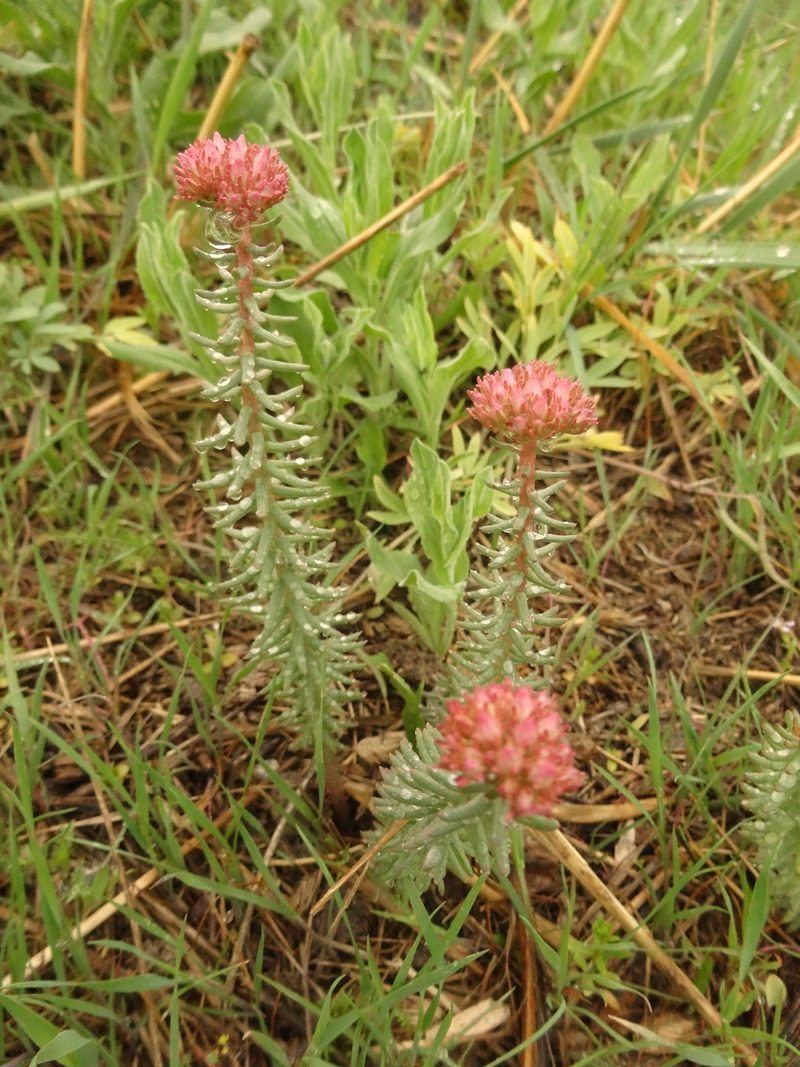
447 361 598 691
744 711 800 928
373 361 596 886
175 134 362 761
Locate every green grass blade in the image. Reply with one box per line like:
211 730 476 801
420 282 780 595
738 862 771 987
647 239 800 271
0 176 132 216
150 0 215 172
654 0 758 209
503 86 647 171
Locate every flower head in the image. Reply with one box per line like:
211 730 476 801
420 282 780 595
174 133 289 227
437 682 583 821
468 361 597 444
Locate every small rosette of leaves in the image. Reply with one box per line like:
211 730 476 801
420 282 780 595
372 724 557 889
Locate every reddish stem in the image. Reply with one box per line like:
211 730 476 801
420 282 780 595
518 439 538 527
234 223 263 440
514 438 538 575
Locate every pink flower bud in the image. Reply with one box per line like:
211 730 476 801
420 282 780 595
437 682 583 821
468 361 597 444
174 133 289 227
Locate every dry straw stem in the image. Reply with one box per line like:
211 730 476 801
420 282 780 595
28 133 58 190
116 363 182 463
225 766 315 996
492 69 531 135
132 8 158 52
85 369 191 424
695 122 800 234
586 285 719 423
512 871 539 1067
310 818 408 921
467 0 528 78
9 610 220 668
554 798 658 823
1 785 264 989
197 33 260 142
530 827 757 1066
696 664 800 687
293 160 468 287
657 372 696 480
541 0 634 136
26 130 103 222
72 0 94 180
519 927 538 1067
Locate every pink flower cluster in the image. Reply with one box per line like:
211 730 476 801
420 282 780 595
468 361 597 444
174 133 289 227
437 682 583 821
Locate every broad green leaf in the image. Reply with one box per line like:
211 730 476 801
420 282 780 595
296 20 356 171
199 7 272 54
428 336 495 426
392 201 464 262
365 534 420 602
368 476 409 525
406 439 461 572
765 974 788 1011
624 137 671 204
0 995 60 1047
0 50 54 75
30 1030 98 1067
97 339 205 378
403 287 438 375
135 178 218 373
406 568 464 607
